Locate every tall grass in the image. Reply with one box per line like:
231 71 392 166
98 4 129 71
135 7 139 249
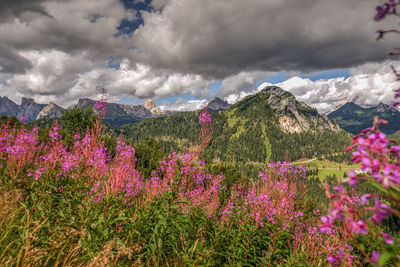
0 108 391 266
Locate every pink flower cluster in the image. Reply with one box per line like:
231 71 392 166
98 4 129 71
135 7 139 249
94 100 107 119
320 117 400 265
199 111 211 125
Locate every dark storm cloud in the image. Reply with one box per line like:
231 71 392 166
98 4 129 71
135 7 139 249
0 45 32 73
132 0 395 78
0 0 399 110
0 0 54 22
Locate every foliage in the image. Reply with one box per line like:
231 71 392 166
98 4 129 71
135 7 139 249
328 102 400 135
0 106 362 266
122 92 352 164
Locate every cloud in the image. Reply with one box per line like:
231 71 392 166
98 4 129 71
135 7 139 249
0 51 211 107
131 0 396 78
158 98 208 112
0 0 135 61
0 45 32 73
218 71 272 97
257 61 400 113
0 0 398 112
0 0 54 22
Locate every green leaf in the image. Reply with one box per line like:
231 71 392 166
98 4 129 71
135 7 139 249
378 251 393 267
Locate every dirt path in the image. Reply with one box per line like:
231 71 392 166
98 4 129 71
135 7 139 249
291 158 316 165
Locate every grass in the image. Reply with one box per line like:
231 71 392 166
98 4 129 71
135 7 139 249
230 120 247 139
293 159 361 181
225 108 238 128
260 122 271 163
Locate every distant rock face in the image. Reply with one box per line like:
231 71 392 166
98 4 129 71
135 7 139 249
375 102 397 113
36 102 64 120
0 95 174 126
0 96 19 117
259 86 340 133
207 97 231 112
18 97 46 121
120 104 152 118
328 101 400 135
143 99 162 115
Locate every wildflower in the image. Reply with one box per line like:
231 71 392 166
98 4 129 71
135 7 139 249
382 232 394 244
199 111 211 125
350 220 368 235
49 125 61 141
371 251 380 265
361 194 372 205
375 1 396 21
94 100 107 118
320 215 334 234
327 255 336 264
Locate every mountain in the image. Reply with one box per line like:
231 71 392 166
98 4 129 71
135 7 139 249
18 97 46 122
0 97 45 122
256 86 339 133
36 102 64 120
207 97 231 112
0 96 167 126
0 96 19 117
122 86 350 163
143 99 163 115
76 98 148 127
328 101 400 135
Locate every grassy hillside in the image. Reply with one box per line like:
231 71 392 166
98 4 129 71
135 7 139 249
328 102 400 135
123 88 352 163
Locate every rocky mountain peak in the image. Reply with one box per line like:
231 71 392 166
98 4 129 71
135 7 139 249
207 97 231 112
0 96 19 116
18 98 45 122
259 86 295 98
254 86 339 133
144 99 156 110
143 99 162 115
77 98 94 107
21 97 36 107
375 102 391 112
36 102 64 120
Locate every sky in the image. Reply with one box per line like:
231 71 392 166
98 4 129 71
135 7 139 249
0 0 400 113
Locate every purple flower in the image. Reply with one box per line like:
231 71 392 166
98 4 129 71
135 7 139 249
327 255 336 263
199 111 211 125
382 232 394 244
94 100 107 118
320 215 334 234
350 220 368 235
361 194 372 205
372 198 390 224
49 126 61 141
371 250 380 265
375 1 396 21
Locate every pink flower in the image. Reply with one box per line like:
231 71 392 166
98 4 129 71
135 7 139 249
371 251 380 265
199 111 211 125
361 194 372 205
350 220 368 235
382 232 394 244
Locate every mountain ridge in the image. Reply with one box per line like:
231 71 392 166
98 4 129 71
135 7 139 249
0 96 168 126
328 101 400 134
122 86 350 163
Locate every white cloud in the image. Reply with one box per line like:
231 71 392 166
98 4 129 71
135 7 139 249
256 61 400 113
218 71 272 97
0 51 211 107
159 98 208 112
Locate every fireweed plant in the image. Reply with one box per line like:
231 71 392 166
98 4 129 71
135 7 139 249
318 1 400 266
0 99 357 265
